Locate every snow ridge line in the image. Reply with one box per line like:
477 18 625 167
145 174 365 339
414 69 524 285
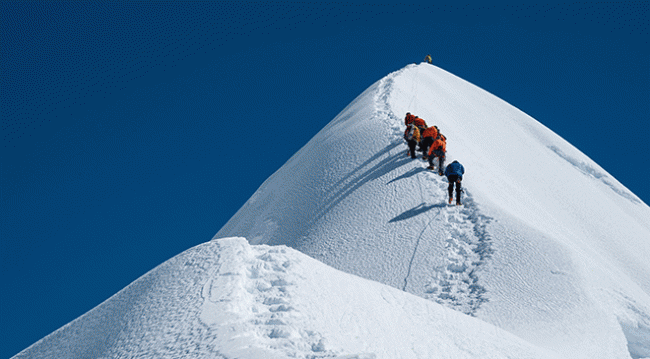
245 246 331 356
166 242 225 356
374 69 407 137
201 241 336 358
549 145 641 204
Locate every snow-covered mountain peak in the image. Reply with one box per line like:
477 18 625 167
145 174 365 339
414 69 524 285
216 63 650 358
15 63 650 358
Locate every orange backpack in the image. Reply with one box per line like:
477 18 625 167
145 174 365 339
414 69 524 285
422 126 438 139
413 117 426 128
429 135 447 156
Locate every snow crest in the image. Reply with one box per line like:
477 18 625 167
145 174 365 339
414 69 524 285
16 238 562 359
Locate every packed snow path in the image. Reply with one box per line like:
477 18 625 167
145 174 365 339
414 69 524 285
401 172 494 316
378 71 496 316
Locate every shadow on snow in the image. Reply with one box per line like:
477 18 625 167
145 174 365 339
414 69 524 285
315 142 412 222
389 202 447 223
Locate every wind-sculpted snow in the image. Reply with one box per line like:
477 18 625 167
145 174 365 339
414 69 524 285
16 238 561 358
548 145 641 204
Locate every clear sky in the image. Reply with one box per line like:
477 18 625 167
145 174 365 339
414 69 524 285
1 2 648 357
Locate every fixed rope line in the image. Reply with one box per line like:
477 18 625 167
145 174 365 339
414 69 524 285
402 173 440 292
402 210 441 292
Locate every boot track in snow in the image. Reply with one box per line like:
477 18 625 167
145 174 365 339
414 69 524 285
378 68 495 316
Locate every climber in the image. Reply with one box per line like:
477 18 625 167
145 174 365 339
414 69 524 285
424 54 432 64
404 112 426 130
444 160 465 205
420 125 439 159
412 116 427 132
404 112 416 126
404 123 421 159
427 133 446 175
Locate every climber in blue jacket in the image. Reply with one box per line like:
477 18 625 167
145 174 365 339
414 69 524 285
444 160 465 205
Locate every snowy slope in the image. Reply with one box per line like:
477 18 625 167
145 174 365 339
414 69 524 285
15 63 650 359
15 238 560 359
215 64 650 358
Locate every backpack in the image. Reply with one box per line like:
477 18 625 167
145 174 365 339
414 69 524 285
430 134 446 154
404 125 420 142
422 126 438 139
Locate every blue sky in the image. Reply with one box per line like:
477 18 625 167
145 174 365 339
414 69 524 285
1 2 648 357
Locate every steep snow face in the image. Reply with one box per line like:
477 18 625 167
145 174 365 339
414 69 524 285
216 64 650 358
15 238 561 359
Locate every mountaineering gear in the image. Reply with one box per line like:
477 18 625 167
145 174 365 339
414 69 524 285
405 112 426 128
444 160 465 178
448 197 453 204
427 134 447 157
427 150 445 169
407 141 418 159
445 161 465 205
412 116 427 129
420 139 433 156
404 124 421 142
424 55 432 64
403 113 432 160
420 138 434 155
411 117 428 152
428 134 446 171
421 126 438 139
404 124 421 159
420 126 438 155
447 174 463 204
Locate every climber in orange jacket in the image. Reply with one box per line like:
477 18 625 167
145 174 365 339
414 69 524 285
412 116 427 130
420 125 439 159
404 112 416 126
427 133 446 175
404 112 427 129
